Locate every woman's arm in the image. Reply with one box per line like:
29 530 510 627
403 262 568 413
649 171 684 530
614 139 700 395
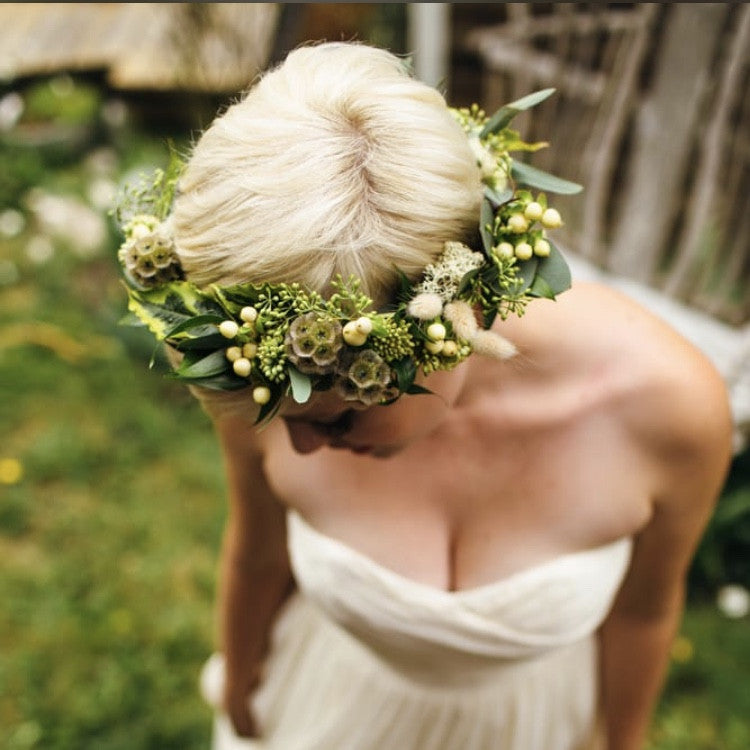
599 355 733 750
214 414 294 738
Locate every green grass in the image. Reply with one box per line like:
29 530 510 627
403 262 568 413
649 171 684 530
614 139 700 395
1 75 748 749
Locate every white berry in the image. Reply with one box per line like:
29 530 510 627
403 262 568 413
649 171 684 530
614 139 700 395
240 306 258 324
425 339 444 355
541 208 562 229
354 316 373 335
219 320 239 339
524 202 544 221
232 358 252 377
507 214 528 234
252 386 271 405
426 322 446 341
515 242 533 261
441 340 458 358
534 239 551 257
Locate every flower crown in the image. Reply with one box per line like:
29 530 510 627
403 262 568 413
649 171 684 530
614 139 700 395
115 88 581 424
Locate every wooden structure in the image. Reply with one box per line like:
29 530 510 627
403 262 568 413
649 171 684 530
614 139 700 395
465 4 748 324
0 3 279 93
463 3 750 445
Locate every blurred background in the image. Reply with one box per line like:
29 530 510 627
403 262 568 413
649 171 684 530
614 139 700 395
1 4 748 749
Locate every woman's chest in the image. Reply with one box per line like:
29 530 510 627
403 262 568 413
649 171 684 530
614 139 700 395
262 418 651 589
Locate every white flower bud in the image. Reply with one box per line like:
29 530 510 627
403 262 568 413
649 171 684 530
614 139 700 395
534 239 551 257
242 342 258 359
354 316 373 335
507 214 528 234
219 320 239 339
514 242 533 261
225 346 242 362
524 202 544 221
425 339 444 355
232 358 252 377
494 242 515 260
426 322 446 341
441 340 458 358
343 321 367 347
240 306 258 324
252 386 271 405
541 208 562 229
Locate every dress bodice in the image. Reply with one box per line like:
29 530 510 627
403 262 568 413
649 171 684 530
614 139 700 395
287 510 632 679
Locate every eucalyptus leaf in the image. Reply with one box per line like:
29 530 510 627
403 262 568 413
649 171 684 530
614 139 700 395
176 349 231 379
529 275 556 300
511 161 583 195
484 185 513 206
514 257 538 294
533 243 572 296
480 198 495 254
288 366 313 404
480 88 556 137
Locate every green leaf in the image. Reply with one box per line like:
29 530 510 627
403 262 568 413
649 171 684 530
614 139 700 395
480 198 495 254
164 314 224 339
254 391 283 426
126 282 225 339
175 349 230 379
288 366 312 404
393 267 415 303
529 275 556 299
457 267 480 296
484 185 513 206
532 243 572 296
406 384 433 396
480 88 556 137
393 357 417 392
174 332 227 351
182 373 250 391
515 257 538 294
511 161 583 195
211 283 264 316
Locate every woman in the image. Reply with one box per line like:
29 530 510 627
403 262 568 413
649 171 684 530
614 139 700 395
119 43 732 750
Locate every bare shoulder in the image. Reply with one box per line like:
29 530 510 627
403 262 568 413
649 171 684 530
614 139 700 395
556 282 733 499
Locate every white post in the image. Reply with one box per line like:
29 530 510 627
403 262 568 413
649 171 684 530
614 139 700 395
406 3 451 92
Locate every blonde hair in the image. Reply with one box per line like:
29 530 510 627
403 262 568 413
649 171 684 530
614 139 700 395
171 42 482 307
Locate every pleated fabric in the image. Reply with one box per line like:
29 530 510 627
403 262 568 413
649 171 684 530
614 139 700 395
201 511 632 750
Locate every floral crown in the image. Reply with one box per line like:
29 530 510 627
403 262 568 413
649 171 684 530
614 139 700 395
115 89 581 424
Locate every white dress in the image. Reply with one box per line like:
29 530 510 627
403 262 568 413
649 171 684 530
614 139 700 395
202 510 632 750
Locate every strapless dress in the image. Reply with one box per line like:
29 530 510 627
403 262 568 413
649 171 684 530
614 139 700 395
202 510 632 750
